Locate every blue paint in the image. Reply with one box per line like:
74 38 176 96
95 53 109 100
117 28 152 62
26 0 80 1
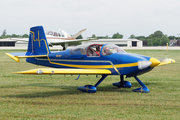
75 75 80 80
132 87 150 93
113 81 132 88
94 75 108 87
133 76 150 93
77 85 97 93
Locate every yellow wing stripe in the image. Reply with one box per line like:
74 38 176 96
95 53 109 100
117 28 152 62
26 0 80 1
14 68 112 75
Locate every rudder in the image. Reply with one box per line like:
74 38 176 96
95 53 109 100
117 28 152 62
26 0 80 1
28 26 50 55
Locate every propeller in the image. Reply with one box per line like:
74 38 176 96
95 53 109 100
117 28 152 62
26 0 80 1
158 57 175 66
159 57 168 63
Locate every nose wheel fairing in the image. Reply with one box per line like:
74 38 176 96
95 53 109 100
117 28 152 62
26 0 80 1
132 76 150 93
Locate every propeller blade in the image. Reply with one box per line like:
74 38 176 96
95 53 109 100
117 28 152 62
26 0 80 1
158 57 175 66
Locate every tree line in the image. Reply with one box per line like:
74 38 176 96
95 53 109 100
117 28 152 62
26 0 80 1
91 32 123 39
129 31 180 46
0 29 29 39
90 31 180 46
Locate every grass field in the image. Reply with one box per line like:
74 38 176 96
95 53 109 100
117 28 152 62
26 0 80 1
0 49 180 119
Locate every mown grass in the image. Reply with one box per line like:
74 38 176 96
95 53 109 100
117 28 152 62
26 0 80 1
0 49 180 119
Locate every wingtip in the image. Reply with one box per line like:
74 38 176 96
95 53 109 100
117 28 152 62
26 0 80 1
13 69 39 74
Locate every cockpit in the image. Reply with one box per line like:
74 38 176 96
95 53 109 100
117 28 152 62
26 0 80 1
69 44 125 57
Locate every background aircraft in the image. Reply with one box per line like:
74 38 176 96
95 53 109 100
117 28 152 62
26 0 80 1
11 28 88 50
6 26 175 93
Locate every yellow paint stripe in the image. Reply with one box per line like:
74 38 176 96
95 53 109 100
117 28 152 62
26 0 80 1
50 61 113 68
30 30 50 54
17 55 47 58
49 61 139 69
115 62 138 68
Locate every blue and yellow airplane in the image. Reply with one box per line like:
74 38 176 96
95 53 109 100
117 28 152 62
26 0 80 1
6 26 175 93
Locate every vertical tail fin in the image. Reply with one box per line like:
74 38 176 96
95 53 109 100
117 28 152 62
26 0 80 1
71 28 86 39
28 26 50 55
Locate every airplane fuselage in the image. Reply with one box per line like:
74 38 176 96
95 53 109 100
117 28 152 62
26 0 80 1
26 49 153 77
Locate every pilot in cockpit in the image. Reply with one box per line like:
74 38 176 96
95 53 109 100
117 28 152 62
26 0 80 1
103 47 111 55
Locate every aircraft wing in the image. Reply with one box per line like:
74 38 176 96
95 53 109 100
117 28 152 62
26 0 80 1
9 38 90 44
9 37 96 46
48 38 96 46
14 68 112 75
9 38 28 42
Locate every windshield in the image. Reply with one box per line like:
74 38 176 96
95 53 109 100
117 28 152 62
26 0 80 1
102 44 125 56
46 31 53 35
46 31 64 37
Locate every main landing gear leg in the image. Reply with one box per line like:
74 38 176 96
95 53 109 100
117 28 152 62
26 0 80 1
132 76 150 93
112 75 132 88
77 75 108 93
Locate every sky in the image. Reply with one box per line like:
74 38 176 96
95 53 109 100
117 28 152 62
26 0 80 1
1 0 180 38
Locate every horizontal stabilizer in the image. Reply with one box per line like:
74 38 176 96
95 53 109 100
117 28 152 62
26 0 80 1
5 52 47 62
14 68 112 75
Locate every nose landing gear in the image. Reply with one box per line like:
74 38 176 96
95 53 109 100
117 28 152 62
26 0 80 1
113 75 132 88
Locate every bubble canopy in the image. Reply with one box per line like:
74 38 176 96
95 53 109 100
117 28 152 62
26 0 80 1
101 44 126 56
68 44 126 56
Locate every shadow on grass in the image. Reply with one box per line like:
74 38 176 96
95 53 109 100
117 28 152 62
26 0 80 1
1 82 136 98
132 81 159 87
